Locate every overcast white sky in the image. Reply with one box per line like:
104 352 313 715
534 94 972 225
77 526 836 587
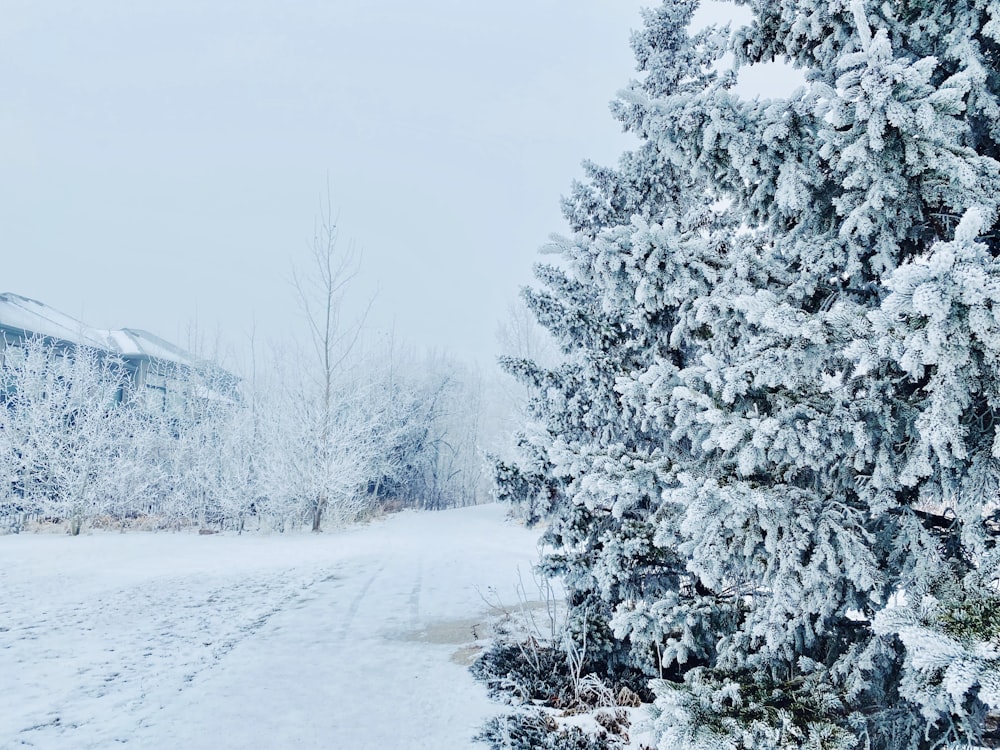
1 1 777 370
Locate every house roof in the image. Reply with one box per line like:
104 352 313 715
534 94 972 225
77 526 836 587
0 293 208 370
0 293 112 351
108 328 202 367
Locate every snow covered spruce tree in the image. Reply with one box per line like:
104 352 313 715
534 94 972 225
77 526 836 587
495 0 1000 747
494 0 732 693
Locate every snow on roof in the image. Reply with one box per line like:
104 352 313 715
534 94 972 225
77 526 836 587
111 328 202 368
0 293 210 370
0 293 112 351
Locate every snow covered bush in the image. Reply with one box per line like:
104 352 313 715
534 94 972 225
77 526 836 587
475 709 626 750
0 337 137 534
471 639 571 705
361 352 488 511
497 0 1000 747
279 207 490 529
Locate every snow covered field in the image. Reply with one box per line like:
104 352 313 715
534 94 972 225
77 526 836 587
0 504 543 749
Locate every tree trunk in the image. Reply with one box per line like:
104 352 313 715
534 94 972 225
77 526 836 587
311 498 324 532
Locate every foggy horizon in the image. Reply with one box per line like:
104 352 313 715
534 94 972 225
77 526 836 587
2 1 657 371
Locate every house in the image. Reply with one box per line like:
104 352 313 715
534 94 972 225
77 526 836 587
0 293 238 411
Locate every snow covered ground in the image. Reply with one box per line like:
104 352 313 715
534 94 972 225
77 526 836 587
0 504 544 749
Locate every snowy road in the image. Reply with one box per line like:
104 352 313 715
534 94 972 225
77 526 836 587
0 504 542 749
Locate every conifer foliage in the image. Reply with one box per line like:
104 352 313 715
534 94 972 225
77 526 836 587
496 0 1000 747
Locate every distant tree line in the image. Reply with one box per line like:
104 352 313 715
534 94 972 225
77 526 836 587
0 335 487 535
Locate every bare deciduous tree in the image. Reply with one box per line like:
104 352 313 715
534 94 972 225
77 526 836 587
291 197 374 531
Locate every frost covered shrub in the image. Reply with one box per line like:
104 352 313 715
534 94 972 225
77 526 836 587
0 338 146 535
471 640 570 705
470 612 651 712
474 710 623 750
0 332 488 534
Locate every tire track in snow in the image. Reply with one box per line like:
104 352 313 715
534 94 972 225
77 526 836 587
337 564 384 641
408 558 423 627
